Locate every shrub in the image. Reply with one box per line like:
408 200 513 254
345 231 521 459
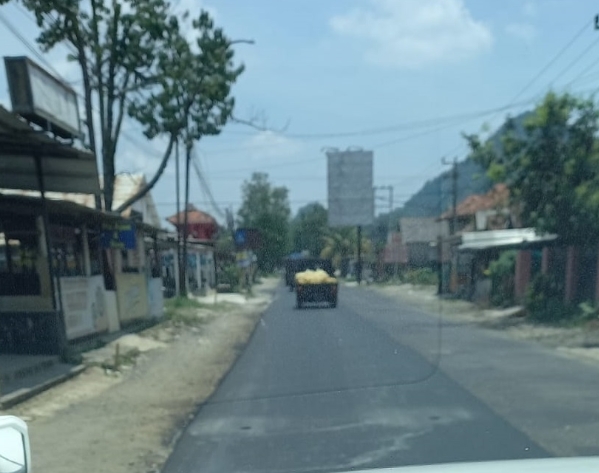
525 273 573 322
403 268 438 286
217 263 241 291
488 250 517 307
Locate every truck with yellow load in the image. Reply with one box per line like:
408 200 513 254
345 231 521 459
294 268 338 309
284 257 334 291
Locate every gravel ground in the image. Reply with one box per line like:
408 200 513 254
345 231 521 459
371 283 599 364
0 278 278 473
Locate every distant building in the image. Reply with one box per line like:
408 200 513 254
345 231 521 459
166 204 218 242
400 217 449 267
110 174 161 228
439 183 513 233
382 232 408 265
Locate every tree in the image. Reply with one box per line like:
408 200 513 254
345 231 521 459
115 11 243 295
118 12 244 211
6 0 173 209
238 173 291 273
466 91 599 245
9 0 243 211
291 202 328 257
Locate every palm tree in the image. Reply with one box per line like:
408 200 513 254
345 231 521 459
320 227 372 275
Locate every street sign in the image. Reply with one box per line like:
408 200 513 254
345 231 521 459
101 221 136 249
234 228 262 250
327 149 374 227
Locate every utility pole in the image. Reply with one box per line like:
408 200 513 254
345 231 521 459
442 157 458 235
375 185 395 279
441 157 458 295
175 139 183 297
180 142 192 297
374 185 394 218
357 225 362 285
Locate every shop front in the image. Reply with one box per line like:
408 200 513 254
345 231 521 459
0 195 119 353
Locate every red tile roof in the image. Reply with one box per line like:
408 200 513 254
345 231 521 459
167 204 216 226
441 183 509 219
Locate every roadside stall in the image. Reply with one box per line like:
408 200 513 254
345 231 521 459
0 194 124 353
0 106 102 354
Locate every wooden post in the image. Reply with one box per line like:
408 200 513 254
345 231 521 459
35 155 67 355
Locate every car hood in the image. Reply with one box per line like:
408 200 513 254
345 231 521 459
347 457 599 473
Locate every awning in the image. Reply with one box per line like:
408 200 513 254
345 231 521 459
0 107 100 195
459 228 557 251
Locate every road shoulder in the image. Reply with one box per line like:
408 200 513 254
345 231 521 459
0 278 278 473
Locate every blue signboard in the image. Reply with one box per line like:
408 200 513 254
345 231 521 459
101 221 136 250
234 229 246 247
234 228 261 250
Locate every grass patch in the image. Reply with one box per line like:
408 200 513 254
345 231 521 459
164 296 231 326
165 297 205 310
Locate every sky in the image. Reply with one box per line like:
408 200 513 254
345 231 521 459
0 0 597 227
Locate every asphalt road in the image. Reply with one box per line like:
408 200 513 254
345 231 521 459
162 283 566 473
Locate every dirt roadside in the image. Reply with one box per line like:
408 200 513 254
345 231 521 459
371 283 599 365
0 278 279 473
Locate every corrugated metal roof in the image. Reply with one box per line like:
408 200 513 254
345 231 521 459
0 173 162 228
0 106 100 194
459 228 557 251
0 191 120 223
400 217 449 243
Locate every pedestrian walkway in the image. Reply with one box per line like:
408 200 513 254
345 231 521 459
0 355 84 408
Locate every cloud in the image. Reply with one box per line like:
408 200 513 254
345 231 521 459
244 131 304 164
329 0 493 69
505 22 537 43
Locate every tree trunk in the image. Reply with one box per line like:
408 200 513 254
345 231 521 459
114 135 176 213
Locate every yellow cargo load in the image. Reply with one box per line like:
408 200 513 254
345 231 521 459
294 269 337 285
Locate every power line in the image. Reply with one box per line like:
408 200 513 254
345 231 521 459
205 84 599 158
548 34 599 87
201 173 440 182
154 198 327 207
0 11 64 79
509 19 591 104
191 148 226 218
565 49 599 88
215 94 557 147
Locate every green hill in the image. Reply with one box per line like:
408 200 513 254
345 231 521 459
401 111 531 218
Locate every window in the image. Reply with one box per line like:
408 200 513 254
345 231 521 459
146 247 161 278
0 216 41 296
87 230 103 276
50 225 85 277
